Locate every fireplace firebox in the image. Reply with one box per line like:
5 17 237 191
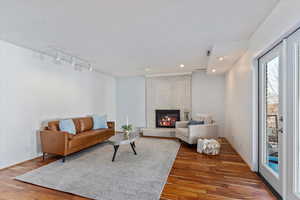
156 110 180 128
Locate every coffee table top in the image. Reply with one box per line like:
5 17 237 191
108 132 140 146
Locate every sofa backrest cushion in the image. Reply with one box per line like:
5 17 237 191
72 118 81 133
79 117 94 132
47 117 95 133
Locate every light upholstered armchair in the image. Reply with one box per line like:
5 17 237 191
175 114 218 144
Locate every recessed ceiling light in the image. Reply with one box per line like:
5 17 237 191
218 57 224 61
180 64 185 68
212 69 217 73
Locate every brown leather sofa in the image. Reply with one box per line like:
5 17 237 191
40 117 115 162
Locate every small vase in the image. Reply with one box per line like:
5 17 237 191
124 130 130 138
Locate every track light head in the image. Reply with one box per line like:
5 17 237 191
71 57 76 66
89 65 93 71
55 53 61 61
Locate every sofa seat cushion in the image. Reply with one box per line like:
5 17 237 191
68 129 109 148
70 129 106 139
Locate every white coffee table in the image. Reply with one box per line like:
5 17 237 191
108 132 140 162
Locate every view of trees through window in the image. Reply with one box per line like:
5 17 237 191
266 56 279 173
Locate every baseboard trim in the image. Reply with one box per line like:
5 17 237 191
0 154 43 171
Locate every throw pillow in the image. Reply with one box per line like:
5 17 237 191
92 115 108 129
187 120 204 126
59 119 76 134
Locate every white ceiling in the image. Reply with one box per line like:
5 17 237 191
0 0 278 76
207 40 249 75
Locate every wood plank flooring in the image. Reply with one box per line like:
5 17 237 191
0 138 276 200
161 138 277 200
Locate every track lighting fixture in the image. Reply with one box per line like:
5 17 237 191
45 47 95 73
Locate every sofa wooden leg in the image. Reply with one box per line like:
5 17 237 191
42 153 46 161
62 156 66 163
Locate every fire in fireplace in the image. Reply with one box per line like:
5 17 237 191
156 110 180 128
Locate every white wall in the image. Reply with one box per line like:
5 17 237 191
225 0 300 169
116 76 145 130
225 59 252 166
192 72 225 136
0 40 116 169
116 72 225 136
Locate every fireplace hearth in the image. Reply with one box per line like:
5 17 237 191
156 110 180 128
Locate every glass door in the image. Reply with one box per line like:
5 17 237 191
258 43 283 195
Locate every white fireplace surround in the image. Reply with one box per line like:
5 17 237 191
146 74 192 128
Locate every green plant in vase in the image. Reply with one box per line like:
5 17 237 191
121 124 133 138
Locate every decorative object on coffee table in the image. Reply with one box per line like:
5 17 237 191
108 132 140 161
121 116 133 138
121 124 133 138
197 138 220 155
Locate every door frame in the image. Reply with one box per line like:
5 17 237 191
252 23 300 200
257 42 284 195
285 29 300 200
252 21 300 172
253 40 288 200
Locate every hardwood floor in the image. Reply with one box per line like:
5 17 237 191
161 138 277 200
0 138 276 200
0 156 86 200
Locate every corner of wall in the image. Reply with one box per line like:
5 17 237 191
224 53 254 170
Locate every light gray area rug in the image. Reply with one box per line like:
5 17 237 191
16 138 180 200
